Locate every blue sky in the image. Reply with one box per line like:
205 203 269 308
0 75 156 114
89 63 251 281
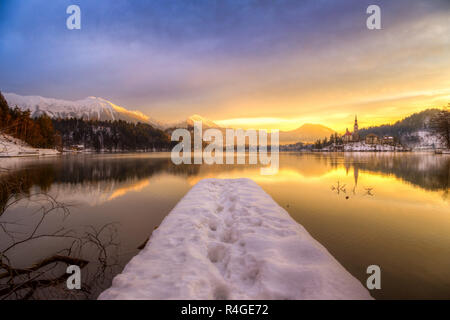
0 0 449 129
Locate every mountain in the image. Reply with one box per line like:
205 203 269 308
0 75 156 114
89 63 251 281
279 124 336 144
3 92 162 128
3 92 336 145
187 115 221 128
164 117 335 145
164 114 221 130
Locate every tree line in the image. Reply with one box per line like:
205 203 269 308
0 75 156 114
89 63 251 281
53 118 172 151
358 109 441 139
313 133 343 149
0 92 58 148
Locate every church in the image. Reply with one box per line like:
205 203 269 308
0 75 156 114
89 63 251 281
342 116 360 143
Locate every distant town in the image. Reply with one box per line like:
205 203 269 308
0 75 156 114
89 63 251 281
322 116 403 152
281 108 450 152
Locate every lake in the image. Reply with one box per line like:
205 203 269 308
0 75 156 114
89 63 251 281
0 152 449 299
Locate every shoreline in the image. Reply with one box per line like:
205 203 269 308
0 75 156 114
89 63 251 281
1 149 446 158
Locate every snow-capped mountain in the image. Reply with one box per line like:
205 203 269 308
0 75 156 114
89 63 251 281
3 93 226 131
187 114 220 128
3 93 162 128
3 93 336 144
163 114 222 129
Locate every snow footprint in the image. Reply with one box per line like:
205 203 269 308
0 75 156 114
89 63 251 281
207 243 228 264
213 285 230 300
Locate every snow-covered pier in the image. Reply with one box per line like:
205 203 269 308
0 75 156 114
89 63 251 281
99 178 372 300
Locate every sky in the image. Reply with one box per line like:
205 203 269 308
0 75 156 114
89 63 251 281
0 0 449 132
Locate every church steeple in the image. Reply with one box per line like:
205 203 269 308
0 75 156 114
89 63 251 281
353 115 359 141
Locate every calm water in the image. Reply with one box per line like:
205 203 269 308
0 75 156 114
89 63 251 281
0 152 449 299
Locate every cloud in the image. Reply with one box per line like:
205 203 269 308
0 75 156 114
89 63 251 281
0 0 448 127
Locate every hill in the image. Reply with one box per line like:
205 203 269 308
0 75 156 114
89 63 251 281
358 109 441 138
358 109 444 148
279 124 336 144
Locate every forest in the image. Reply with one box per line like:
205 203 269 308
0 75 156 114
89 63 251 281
357 108 442 138
0 92 57 148
53 118 172 151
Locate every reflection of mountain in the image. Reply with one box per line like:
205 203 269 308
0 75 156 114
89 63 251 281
107 179 150 201
0 156 199 208
1 153 449 208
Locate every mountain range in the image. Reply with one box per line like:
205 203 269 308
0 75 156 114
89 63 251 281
3 92 335 144
3 92 163 128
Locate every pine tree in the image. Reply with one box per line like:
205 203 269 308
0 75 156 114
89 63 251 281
0 92 8 126
429 106 450 149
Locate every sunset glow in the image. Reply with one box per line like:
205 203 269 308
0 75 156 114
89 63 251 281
1 1 448 131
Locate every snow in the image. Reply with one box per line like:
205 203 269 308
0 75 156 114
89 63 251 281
99 178 372 300
343 142 402 152
403 130 445 150
0 133 59 157
187 115 221 128
317 142 405 152
3 92 162 128
164 114 222 129
4 92 228 131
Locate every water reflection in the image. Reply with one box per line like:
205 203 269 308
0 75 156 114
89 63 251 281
1 153 449 205
0 189 120 300
0 152 449 299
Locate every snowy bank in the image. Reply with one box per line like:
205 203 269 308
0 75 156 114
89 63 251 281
0 134 59 157
343 142 403 152
99 178 372 300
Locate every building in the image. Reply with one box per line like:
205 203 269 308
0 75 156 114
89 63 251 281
343 128 353 143
70 144 85 151
365 133 379 145
342 115 360 143
382 136 394 145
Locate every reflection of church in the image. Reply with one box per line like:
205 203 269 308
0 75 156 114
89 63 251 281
343 116 360 143
344 163 359 185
